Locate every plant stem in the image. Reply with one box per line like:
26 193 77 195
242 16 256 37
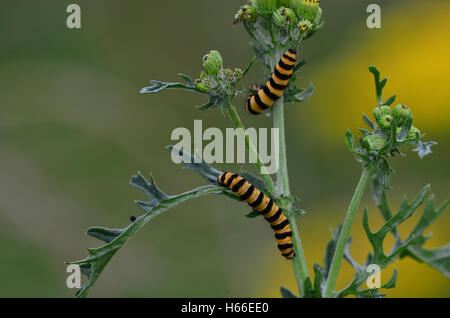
272 96 309 297
323 168 372 297
225 102 279 197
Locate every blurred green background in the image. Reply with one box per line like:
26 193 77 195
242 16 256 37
0 0 449 297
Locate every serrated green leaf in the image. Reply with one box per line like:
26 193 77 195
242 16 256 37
68 173 225 298
369 65 388 106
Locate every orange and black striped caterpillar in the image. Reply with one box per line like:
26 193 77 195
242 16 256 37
246 49 296 115
217 172 295 259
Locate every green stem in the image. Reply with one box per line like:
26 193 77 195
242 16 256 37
323 168 372 297
225 102 279 197
272 96 309 297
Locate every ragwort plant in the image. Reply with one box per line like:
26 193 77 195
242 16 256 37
69 0 449 298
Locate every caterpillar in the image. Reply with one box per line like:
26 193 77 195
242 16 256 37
246 49 296 115
217 172 295 259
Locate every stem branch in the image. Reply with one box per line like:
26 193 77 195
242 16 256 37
323 168 372 297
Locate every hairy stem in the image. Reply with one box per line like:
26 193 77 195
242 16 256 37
323 168 372 297
272 96 309 297
225 102 279 197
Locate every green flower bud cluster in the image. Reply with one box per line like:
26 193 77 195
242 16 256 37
235 0 322 37
373 104 413 131
359 103 420 153
195 50 243 94
194 50 224 92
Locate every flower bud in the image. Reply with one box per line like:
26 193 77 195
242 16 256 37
203 50 223 75
364 134 387 151
195 79 210 93
378 114 393 130
298 19 313 34
223 68 235 82
234 5 257 24
392 104 412 125
273 7 297 27
373 105 391 122
195 71 213 92
233 68 243 80
295 0 321 22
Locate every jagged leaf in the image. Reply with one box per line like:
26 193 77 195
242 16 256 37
140 80 197 94
335 185 448 297
68 173 225 298
87 227 124 244
369 65 388 106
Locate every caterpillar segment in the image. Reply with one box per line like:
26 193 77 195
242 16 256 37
246 49 297 115
218 172 295 259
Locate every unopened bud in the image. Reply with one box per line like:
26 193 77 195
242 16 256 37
234 5 257 24
378 114 393 130
203 50 223 75
373 105 391 122
233 68 243 80
195 72 213 92
273 7 297 27
298 19 313 34
392 104 413 125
